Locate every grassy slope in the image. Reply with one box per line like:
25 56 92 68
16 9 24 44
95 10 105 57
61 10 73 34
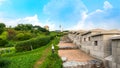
1 37 58 68
38 37 62 68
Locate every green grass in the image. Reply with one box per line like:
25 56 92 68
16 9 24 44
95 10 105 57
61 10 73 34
1 37 62 68
38 37 62 68
1 38 55 68
1 45 47 68
39 53 62 68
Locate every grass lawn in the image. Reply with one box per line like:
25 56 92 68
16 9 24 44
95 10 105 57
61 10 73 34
1 37 62 68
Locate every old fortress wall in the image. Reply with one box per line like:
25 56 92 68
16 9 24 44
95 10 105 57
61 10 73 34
68 29 120 68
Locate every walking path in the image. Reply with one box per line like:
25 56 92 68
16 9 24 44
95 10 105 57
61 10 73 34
58 41 95 68
58 41 93 62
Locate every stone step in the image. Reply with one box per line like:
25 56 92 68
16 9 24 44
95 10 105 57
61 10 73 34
63 60 104 68
63 61 90 68
59 46 78 50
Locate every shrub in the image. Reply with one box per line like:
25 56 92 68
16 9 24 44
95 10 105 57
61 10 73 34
5 42 14 47
15 33 24 41
15 36 51 52
23 33 32 40
15 33 32 41
0 39 8 47
0 58 10 68
0 31 8 40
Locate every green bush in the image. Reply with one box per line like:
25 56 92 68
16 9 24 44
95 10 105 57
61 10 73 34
0 39 8 47
15 33 24 41
0 58 10 68
24 33 32 40
5 42 14 47
15 36 51 52
0 31 8 40
15 33 32 41
0 47 15 56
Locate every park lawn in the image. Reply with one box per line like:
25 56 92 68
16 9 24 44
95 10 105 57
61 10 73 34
1 37 60 68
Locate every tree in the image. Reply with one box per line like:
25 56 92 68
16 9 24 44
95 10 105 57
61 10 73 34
7 29 16 40
0 23 6 34
14 24 33 31
33 25 49 32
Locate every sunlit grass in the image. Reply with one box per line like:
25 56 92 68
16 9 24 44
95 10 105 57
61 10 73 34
1 37 62 68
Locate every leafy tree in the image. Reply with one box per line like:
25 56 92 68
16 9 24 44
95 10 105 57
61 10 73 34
0 23 6 34
7 29 16 40
14 24 33 31
33 25 49 32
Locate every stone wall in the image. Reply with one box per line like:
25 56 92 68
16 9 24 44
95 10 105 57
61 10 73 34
111 38 120 68
68 31 83 49
67 30 120 68
91 35 105 59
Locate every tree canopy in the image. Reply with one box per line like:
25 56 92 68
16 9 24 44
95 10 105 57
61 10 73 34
0 23 6 34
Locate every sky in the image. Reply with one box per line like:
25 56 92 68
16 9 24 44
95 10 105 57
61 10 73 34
0 0 120 31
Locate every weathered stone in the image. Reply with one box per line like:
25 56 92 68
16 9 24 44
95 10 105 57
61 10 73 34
59 46 78 49
77 62 83 68
112 62 117 68
117 48 120 56
116 56 120 64
63 61 78 68
117 40 120 48
117 64 120 68
61 57 67 62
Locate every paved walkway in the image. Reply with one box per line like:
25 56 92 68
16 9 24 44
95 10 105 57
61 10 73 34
58 41 93 62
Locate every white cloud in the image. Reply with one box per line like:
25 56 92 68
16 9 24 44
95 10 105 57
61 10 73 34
44 0 118 31
0 0 6 5
71 1 120 30
72 11 88 30
104 1 113 10
43 0 88 24
0 14 56 31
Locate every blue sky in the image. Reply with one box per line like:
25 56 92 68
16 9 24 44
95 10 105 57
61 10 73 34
0 0 120 30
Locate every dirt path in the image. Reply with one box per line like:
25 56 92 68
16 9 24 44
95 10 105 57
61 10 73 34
33 46 51 68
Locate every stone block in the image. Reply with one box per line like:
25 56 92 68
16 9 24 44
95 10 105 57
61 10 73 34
84 62 89 68
117 64 120 68
61 57 67 62
116 56 120 64
112 48 116 56
112 41 117 48
117 48 120 56
112 62 116 68
77 62 83 68
113 52 117 62
108 61 112 68
63 61 78 68
117 41 120 48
